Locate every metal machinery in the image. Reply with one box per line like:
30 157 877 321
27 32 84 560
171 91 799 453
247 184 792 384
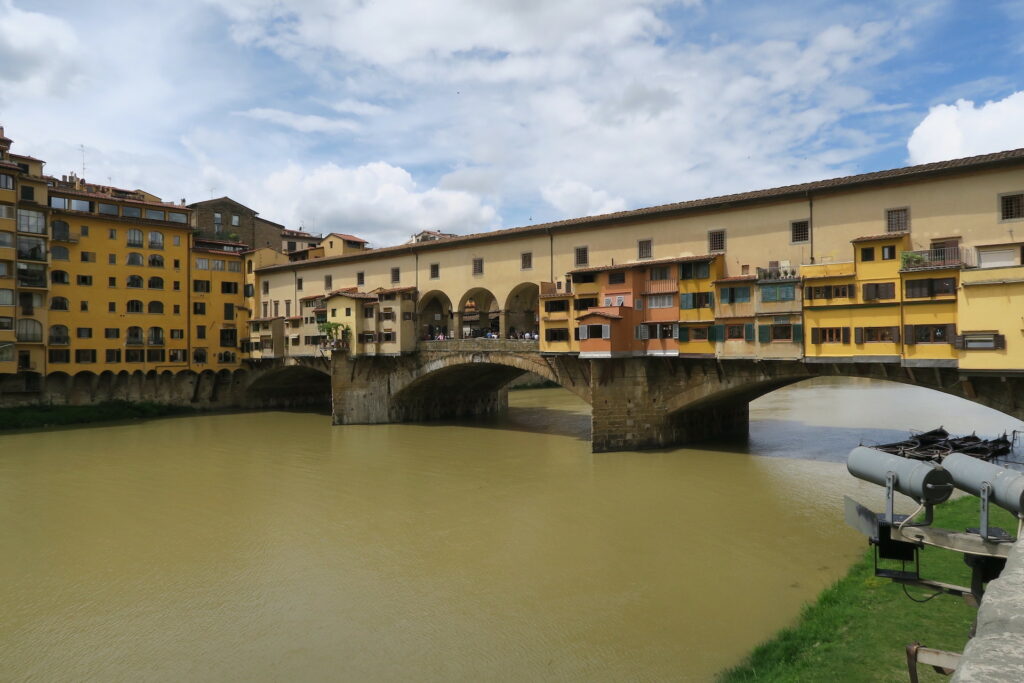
844 447 1024 681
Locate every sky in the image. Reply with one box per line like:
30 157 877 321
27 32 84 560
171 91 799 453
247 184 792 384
2 0 1024 247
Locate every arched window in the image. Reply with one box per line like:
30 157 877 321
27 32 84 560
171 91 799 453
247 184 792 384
147 301 164 314
126 300 143 313
247 260 253 274
49 296 69 311
51 246 70 261
51 270 69 285
127 229 143 247
193 349 208 364
148 277 163 289
148 254 164 267
147 327 164 345
126 326 144 344
127 275 143 288
51 220 70 240
126 252 144 266
16 319 42 342
148 231 164 249
48 325 69 344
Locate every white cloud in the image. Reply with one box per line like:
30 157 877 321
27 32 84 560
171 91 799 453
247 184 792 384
331 98 389 117
237 108 359 133
541 180 627 217
258 161 499 245
907 92 1024 164
0 0 81 102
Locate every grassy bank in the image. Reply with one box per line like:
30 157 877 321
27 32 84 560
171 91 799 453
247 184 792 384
720 495 1017 682
0 401 197 431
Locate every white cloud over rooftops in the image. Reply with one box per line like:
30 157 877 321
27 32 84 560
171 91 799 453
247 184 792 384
907 92 1024 164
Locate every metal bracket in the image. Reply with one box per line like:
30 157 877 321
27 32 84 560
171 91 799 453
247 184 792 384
980 481 992 542
885 471 896 526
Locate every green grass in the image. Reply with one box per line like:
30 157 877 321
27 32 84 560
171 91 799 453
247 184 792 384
719 496 1018 682
0 400 197 431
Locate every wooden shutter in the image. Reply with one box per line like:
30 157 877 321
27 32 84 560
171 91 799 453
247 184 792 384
811 327 821 344
579 325 589 340
793 324 803 345
711 325 724 342
904 325 916 345
721 288 732 304
842 327 851 344
707 292 715 310
758 324 771 343
862 283 875 301
854 327 864 344
891 326 900 343
677 326 689 342
744 323 754 341
995 334 1007 350
944 324 956 343
680 293 693 309
953 335 964 350
601 324 610 339
823 285 833 300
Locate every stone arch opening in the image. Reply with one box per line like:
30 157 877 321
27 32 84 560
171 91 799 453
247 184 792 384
245 365 331 409
70 371 97 404
504 282 539 339
458 287 499 338
416 290 454 340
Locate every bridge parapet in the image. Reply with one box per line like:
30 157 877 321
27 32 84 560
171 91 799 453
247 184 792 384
417 339 540 353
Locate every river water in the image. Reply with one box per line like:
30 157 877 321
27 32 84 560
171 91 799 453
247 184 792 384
1 377 1021 681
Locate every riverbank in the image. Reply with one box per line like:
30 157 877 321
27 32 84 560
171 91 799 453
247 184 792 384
720 495 1016 682
0 401 197 431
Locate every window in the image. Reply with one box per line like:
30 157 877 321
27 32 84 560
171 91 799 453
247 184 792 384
194 349 208 364
224 303 235 320
324 275 332 290
212 260 225 271
231 214 239 226
545 328 570 342
214 213 222 232
544 299 568 313
959 333 1006 350
391 267 400 284
647 294 674 308
195 258 209 270
261 280 269 295
811 327 848 344
726 324 745 340
105 328 120 339
106 350 122 363
791 220 810 243
679 262 710 280
17 209 45 234
1002 193 1024 221
0 204 12 219
0 288 12 306
99 204 118 216
472 257 484 275
77 275 93 286
51 246 69 261
881 245 896 260
193 280 210 293
862 282 895 300
48 325 69 344
126 349 144 362
194 302 206 315
297 277 303 291
221 281 238 294
720 286 750 303
170 329 184 339
127 300 143 313
520 252 532 270
860 247 875 261
910 324 953 344
708 230 725 252
429 263 440 279
768 324 793 341
49 296 69 311
196 325 206 339
574 297 598 311
859 326 898 343
80 301 89 311
71 199 92 212
126 252 144 266
148 327 165 345
638 239 652 259
76 327 93 339
608 271 626 285
169 349 186 362
886 208 909 233
679 291 714 309
357 272 365 286
127 229 143 247
574 246 589 267
48 349 70 363
126 275 143 288
149 254 164 268
649 266 670 281
145 209 164 221
15 318 42 342
147 349 166 363
75 349 97 363
148 232 164 249
0 173 12 189
148 301 164 314
760 284 796 302
168 212 187 224
20 185 34 201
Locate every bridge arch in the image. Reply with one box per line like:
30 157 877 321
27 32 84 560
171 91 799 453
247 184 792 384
244 364 332 408
417 289 454 339
504 282 539 338
458 287 499 338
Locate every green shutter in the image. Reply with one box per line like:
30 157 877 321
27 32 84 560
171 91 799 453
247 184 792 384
680 293 693 309
744 323 755 342
737 287 751 303
761 285 777 303
677 326 689 342
710 325 724 342
780 284 795 301
696 262 709 279
793 324 803 345
708 292 715 310
758 324 771 343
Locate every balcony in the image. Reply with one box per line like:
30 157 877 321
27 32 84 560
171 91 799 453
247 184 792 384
756 266 800 281
900 247 974 271
50 231 79 244
16 273 47 289
15 332 42 343
48 336 70 345
147 338 165 346
16 247 47 262
126 337 145 346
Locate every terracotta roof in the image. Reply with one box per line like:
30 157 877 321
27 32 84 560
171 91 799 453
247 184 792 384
282 229 319 238
851 231 910 243
258 147 1024 275
374 286 417 295
326 233 367 243
570 254 717 275
299 294 325 301
576 311 622 320
313 307 327 312
249 316 283 322
191 246 244 256
540 291 571 299
327 290 378 300
195 237 249 247
714 275 758 283
286 316 302 321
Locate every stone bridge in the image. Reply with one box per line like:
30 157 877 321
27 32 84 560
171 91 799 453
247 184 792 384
329 340 1024 452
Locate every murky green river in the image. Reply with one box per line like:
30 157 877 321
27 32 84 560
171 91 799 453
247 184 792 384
1 378 1021 681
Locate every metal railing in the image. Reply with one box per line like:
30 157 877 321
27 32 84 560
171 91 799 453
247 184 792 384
48 336 70 345
16 273 47 288
900 247 974 270
757 266 800 280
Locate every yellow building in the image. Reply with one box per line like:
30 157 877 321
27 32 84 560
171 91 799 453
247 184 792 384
190 238 248 369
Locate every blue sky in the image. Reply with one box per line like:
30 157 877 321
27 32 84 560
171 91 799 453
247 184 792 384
2 0 1023 246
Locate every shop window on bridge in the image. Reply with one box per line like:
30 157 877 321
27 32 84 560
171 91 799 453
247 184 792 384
544 299 568 313
905 277 955 298
760 284 795 302
360 332 376 343
906 324 955 345
573 272 596 284
573 297 598 311
579 324 609 339
679 292 714 310
725 324 751 341
882 245 896 260
955 333 1006 350
758 323 795 342
649 266 671 281
545 328 570 342
106 349 122 363
856 326 900 343
861 282 895 301
811 327 849 344
720 286 750 304
607 271 626 285
679 262 710 280
647 294 674 309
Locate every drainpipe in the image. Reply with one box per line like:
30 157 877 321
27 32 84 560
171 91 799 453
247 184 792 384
807 190 815 264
